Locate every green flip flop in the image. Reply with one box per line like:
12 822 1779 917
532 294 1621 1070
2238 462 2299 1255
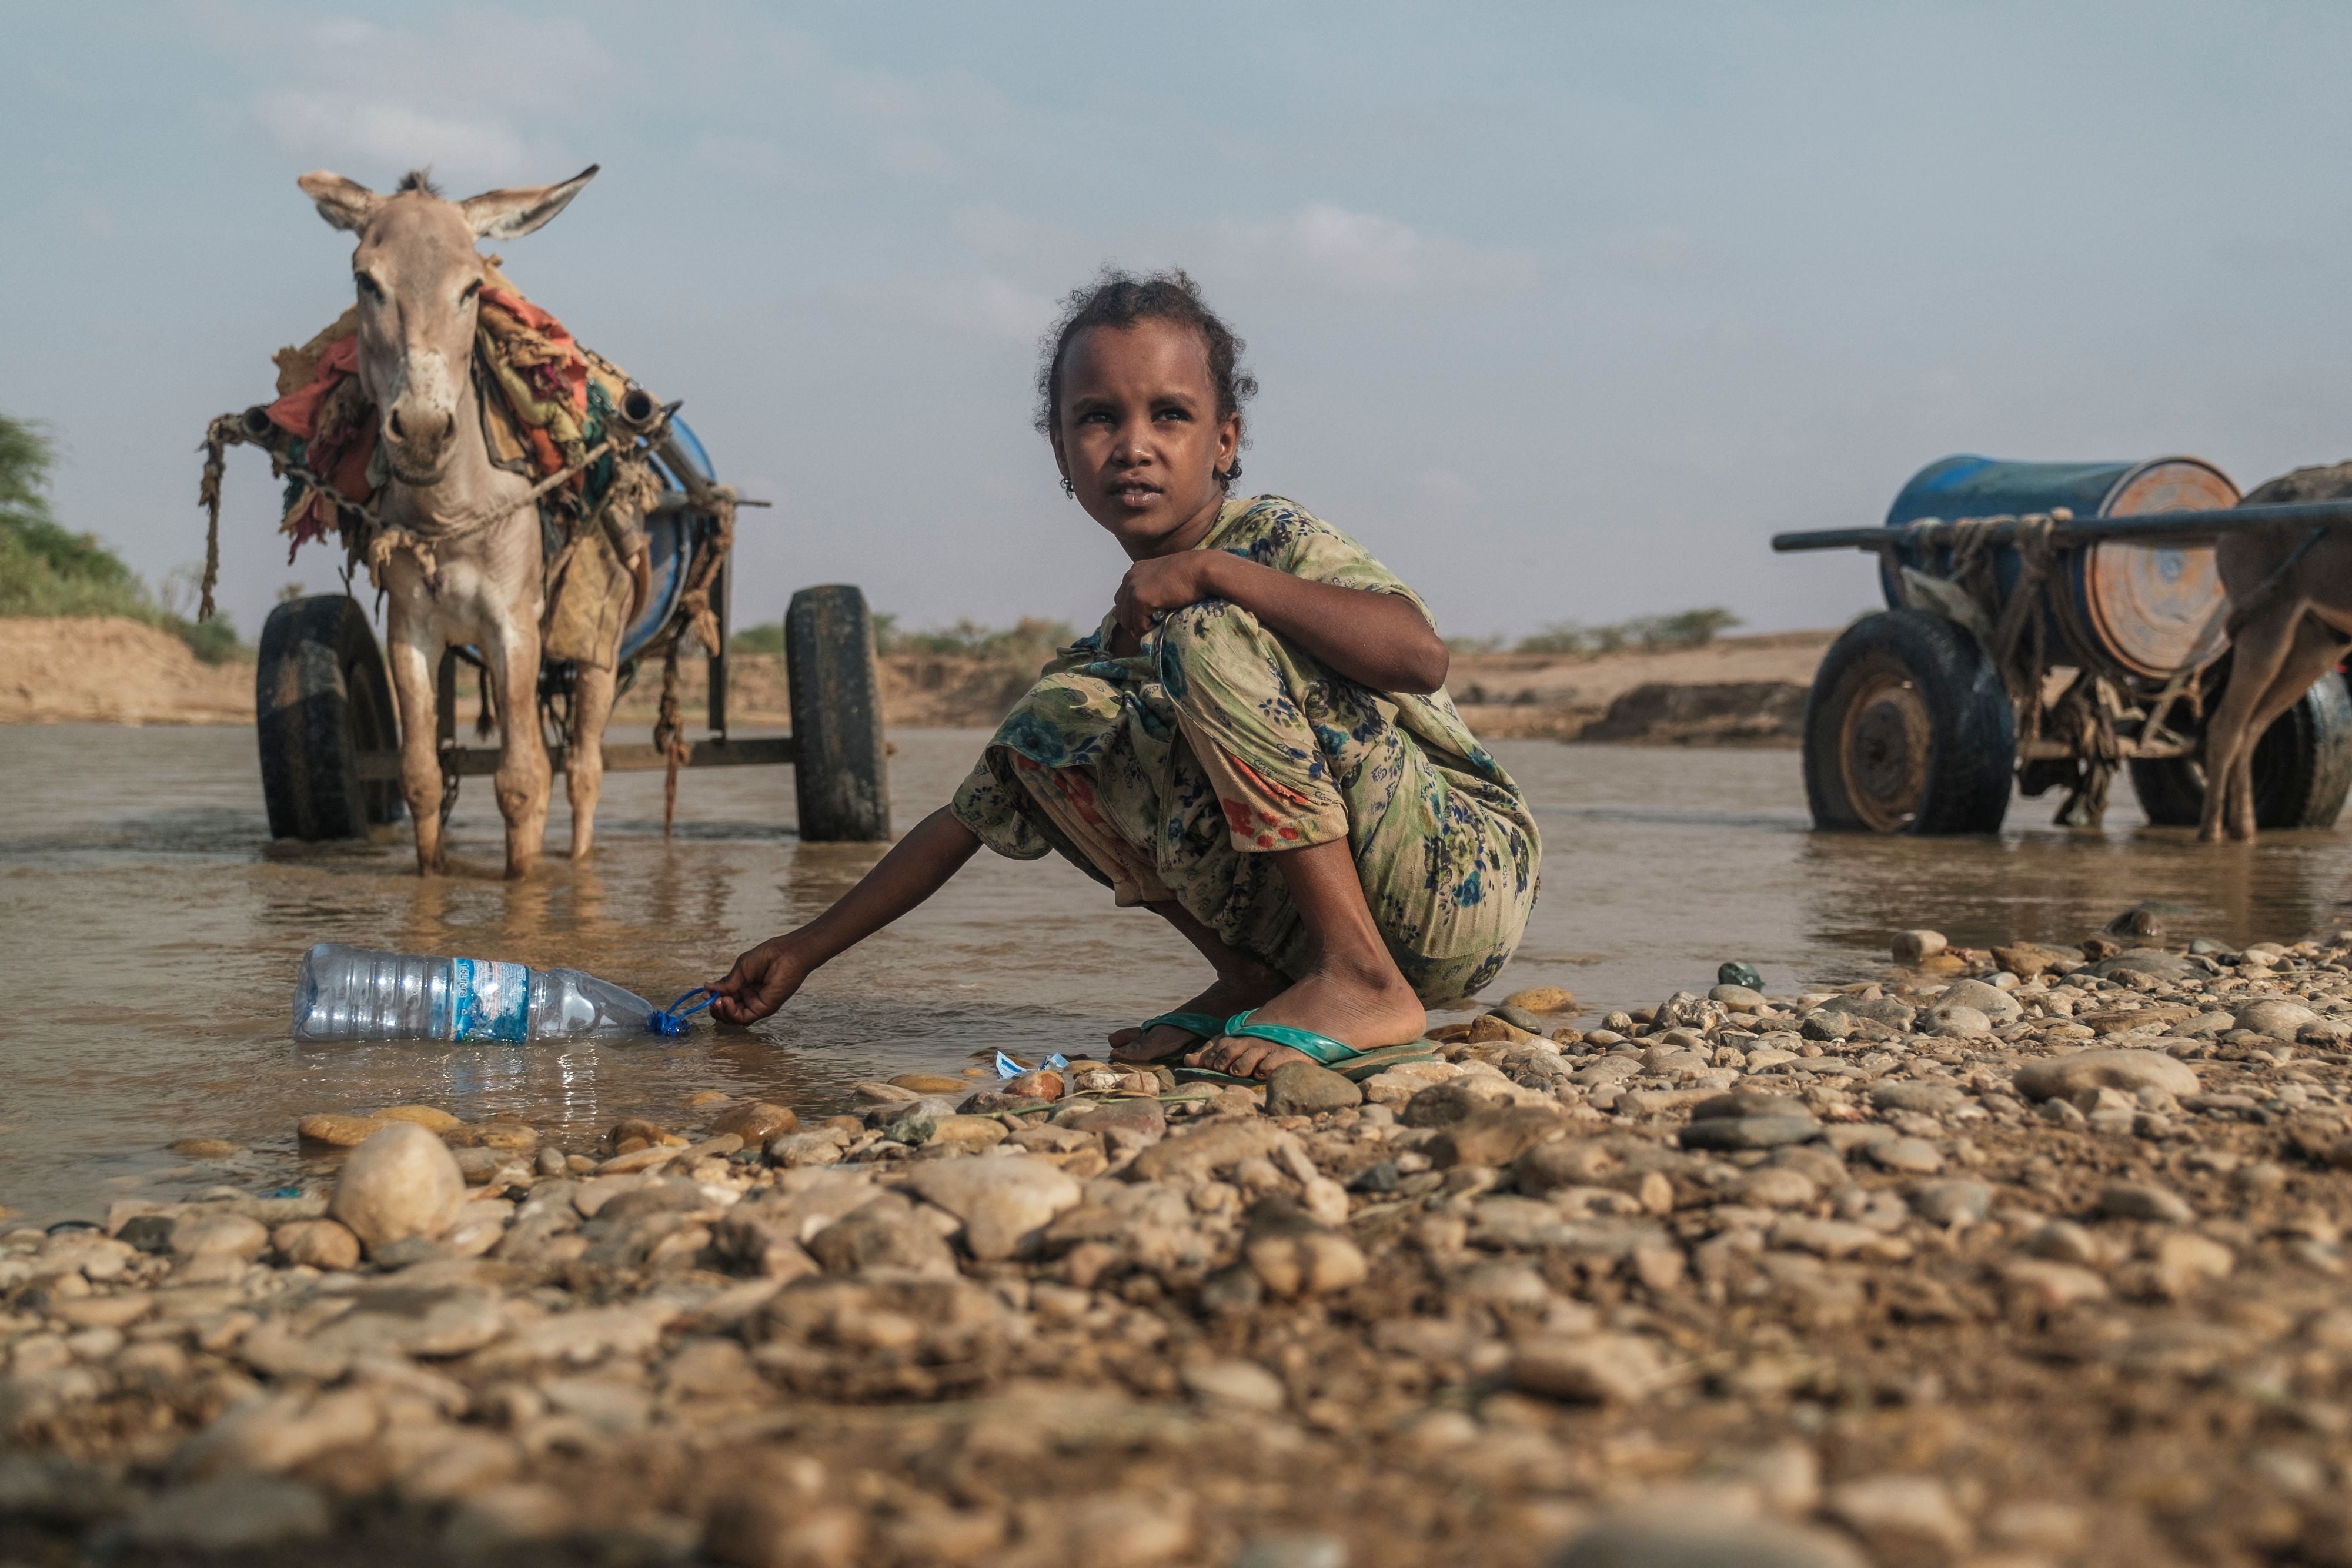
1172 1009 1441 1086
1112 1011 1228 1070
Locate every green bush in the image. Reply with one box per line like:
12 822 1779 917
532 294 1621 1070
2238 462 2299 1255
729 620 786 655
1512 607 1739 658
0 412 246 662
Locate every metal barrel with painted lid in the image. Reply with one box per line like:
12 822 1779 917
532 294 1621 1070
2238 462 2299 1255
1880 454 2238 686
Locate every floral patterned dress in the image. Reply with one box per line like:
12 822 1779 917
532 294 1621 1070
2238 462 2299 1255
949 496 1540 1002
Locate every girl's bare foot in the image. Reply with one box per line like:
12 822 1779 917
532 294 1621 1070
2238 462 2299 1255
1109 969 1285 1065
1183 952 1425 1080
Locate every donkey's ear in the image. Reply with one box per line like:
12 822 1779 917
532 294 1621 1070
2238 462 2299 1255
296 170 385 234
459 165 599 241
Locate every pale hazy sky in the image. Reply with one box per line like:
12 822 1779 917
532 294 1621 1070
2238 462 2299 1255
8 2 2352 644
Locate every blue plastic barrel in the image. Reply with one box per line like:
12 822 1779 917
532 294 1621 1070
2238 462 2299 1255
1880 455 2236 682
617 418 717 666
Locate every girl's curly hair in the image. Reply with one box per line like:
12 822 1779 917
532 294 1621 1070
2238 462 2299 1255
1035 268 1258 490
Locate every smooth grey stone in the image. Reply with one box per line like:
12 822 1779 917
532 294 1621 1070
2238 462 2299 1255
1678 1114 1821 1151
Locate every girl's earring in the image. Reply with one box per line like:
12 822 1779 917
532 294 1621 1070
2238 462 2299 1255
1060 476 1075 498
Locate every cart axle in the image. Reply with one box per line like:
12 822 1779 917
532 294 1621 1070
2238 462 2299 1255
1772 494 2352 554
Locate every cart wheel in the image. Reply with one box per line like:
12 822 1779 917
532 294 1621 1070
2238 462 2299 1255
786 584 891 842
1803 609 2016 834
2129 670 2352 829
256 595 403 840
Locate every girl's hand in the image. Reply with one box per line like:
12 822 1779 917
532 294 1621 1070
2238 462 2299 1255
1114 551 1231 640
710 935 812 1024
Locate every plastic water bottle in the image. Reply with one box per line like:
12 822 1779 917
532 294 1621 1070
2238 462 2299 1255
292 944 665 1044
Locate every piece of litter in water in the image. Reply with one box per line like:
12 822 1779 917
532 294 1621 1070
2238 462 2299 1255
263 1186 304 1199
994 1051 1071 1078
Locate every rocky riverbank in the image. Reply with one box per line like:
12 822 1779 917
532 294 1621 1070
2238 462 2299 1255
8 928 2352 1566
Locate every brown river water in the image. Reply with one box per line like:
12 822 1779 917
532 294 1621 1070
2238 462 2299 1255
5 724 2350 1225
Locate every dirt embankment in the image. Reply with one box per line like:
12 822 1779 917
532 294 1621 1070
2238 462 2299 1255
0 617 252 726
0 617 1833 743
1452 630 1832 744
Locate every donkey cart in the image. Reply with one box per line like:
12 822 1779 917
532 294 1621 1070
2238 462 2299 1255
1773 454 2352 835
251 414 893 847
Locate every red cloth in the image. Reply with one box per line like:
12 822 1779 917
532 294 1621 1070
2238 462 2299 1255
264 336 359 440
482 287 588 418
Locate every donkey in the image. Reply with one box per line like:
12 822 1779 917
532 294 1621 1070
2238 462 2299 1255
2197 462 2352 842
295 165 622 878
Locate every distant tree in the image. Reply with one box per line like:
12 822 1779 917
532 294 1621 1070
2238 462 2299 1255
0 412 246 660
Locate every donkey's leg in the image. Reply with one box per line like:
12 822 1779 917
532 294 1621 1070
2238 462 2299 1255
485 614 552 880
2200 609 2298 843
2227 613 2347 841
565 662 619 860
386 614 447 875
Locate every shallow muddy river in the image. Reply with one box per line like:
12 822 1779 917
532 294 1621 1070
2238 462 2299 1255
4 724 2349 1223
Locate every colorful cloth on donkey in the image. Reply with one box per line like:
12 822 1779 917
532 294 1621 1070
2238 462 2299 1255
949 495 1541 1002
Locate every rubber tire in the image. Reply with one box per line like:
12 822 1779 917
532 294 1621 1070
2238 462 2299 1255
255 595 403 840
1803 609 2016 835
786 584 891 842
2129 670 2352 830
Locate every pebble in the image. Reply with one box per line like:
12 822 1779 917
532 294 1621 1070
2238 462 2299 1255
2012 1049 2199 1102
295 1113 391 1148
1679 1114 1822 1152
907 1156 1082 1261
1508 1333 1664 1403
1910 1179 1991 1226
1869 1082 1967 1115
169 1213 269 1261
806 1195 961 1277
2096 1181 2193 1223
1708 984 1766 1011
711 1102 800 1144
2235 998 2319 1039
1502 985 1576 1013
1865 1137 1945 1175
2001 1257 2110 1309
326 1122 467 1255
1937 977 2022 1019
1822 1475 1970 1560
1181 1357 1288 1412
1428 1106 1567 1168
112 1476 330 1551
1554 1516 1865 1568
373 1104 461 1132
1264 1061 1362 1116
166 1138 240 1159
1242 1198 1368 1297
271 1219 360 1271
1232 1534 1349 1568
1735 1167 1818 1209
888 1074 973 1095
2150 1231 2235 1291
1923 1002 1992 1038
1890 929 1947 963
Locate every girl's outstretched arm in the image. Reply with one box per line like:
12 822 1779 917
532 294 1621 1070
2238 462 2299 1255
710 805 983 1024
1115 553 1449 694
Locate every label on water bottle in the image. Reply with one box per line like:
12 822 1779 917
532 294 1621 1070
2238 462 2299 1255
450 958 531 1043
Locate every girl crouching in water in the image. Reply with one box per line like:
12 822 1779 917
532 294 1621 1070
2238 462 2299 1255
713 271 1539 1082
